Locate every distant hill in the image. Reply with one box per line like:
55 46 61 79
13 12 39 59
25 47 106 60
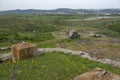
0 8 120 15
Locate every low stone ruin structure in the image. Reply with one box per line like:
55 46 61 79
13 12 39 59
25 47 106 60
0 48 120 68
0 53 11 62
0 47 11 51
67 29 79 39
12 42 38 61
73 67 120 80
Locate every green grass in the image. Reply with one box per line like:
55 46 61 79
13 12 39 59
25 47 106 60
0 52 120 80
36 37 120 59
37 40 57 48
0 42 12 47
0 50 10 54
107 19 120 33
0 14 61 45
0 14 120 79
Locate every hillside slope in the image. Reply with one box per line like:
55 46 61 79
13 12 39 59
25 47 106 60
0 52 120 80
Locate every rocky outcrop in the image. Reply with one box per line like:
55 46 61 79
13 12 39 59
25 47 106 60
73 67 120 80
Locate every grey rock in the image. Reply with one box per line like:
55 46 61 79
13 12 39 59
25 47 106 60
0 53 12 62
67 29 79 39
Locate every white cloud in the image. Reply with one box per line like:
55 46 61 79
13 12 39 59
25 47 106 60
0 0 120 11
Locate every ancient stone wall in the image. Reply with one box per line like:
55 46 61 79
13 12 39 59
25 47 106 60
0 48 120 68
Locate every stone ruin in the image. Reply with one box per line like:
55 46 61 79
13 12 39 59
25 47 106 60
0 47 11 51
73 67 120 80
1 47 120 68
67 29 79 39
12 42 38 61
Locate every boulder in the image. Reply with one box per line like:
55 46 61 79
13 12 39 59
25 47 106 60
73 67 120 80
67 29 79 39
12 42 38 61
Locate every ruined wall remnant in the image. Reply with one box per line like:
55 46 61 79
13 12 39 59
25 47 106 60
0 48 120 68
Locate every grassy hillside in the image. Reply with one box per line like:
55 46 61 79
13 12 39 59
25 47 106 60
0 14 120 58
0 14 120 79
107 19 120 33
0 52 120 80
0 15 62 47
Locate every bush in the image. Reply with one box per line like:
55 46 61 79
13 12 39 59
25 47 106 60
107 20 120 33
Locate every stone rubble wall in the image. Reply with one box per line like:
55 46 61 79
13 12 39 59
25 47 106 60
38 48 120 68
0 53 12 62
0 48 120 68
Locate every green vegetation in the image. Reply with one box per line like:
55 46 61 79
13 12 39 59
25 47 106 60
0 15 63 47
0 52 120 80
0 14 120 79
107 20 120 33
0 15 120 55
0 15 120 57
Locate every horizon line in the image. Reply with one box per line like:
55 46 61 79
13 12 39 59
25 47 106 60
0 8 120 11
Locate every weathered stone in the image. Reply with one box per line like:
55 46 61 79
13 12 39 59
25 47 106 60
67 29 79 39
12 42 38 61
97 58 120 67
73 67 120 80
0 47 11 51
0 53 12 62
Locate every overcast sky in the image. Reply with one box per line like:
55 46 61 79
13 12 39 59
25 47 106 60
0 0 120 11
